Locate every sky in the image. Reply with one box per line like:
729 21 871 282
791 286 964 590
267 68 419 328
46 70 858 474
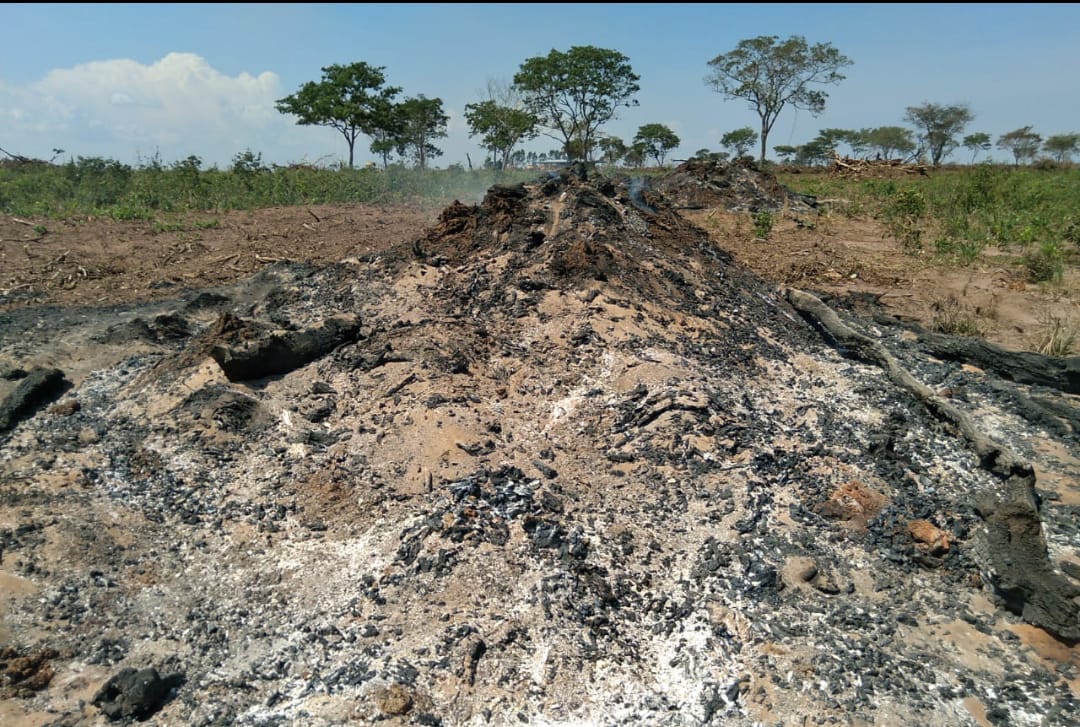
2 3 1079 169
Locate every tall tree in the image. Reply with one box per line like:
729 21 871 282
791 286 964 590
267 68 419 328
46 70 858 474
903 102 973 166
368 98 405 169
464 80 539 170
597 135 628 166
514 46 640 162
1043 133 1080 163
773 145 799 164
275 62 400 169
863 126 917 160
792 137 836 166
624 143 647 169
464 100 538 170
996 126 1043 166
719 127 758 159
394 95 448 170
705 35 852 164
962 132 992 164
806 128 850 159
633 123 681 166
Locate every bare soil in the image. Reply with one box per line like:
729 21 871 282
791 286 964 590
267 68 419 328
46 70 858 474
3 199 1075 356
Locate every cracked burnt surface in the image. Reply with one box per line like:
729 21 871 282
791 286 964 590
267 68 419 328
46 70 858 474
1 169 1077 727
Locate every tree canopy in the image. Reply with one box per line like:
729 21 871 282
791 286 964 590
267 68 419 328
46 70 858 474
962 132 992 164
861 127 917 160
596 135 628 166
464 94 538 170
705 35 852 164
903 102 973 166
275 62 400 169
394 95 448 170
1043 133 1079 163
633 123 681 166
514 46 640 162
719 127 758 159
997 126 1042 166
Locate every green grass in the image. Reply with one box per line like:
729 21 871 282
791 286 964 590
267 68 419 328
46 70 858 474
0 156 539 219
778 164 1080 281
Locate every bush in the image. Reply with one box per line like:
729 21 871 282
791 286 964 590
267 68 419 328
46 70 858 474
1023 240 1064 283
752 211 774 240
882 187 926 252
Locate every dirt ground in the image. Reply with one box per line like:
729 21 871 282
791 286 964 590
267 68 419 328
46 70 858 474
2 198 1075 356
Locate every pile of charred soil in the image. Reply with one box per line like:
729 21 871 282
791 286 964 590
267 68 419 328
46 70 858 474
0 169 1077 726
652 158 818 213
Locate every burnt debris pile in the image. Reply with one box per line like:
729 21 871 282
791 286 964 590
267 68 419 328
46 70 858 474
0 168 1077 726
654 157 818 213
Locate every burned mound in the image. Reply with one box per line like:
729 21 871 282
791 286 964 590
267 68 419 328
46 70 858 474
0 170 1077 726
654 157 818 213
409 169 801 341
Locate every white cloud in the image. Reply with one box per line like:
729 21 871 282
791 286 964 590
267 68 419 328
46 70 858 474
0 53 321 166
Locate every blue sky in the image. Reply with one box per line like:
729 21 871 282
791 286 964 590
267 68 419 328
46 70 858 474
2 3 1078 168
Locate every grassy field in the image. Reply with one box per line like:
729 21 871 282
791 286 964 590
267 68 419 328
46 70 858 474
776 164 1080 284
0 156 540 220
3 156 1078 286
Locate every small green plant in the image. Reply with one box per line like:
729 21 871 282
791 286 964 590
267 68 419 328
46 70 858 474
194 218 220 230
956 239 982 265
1031 306 1077 356
33 224 47 235
1023 240 1064 283
930 295 984 337
151 221 187 234
935 237 983 266
109 205 153 221
882 187 926 253
1064 218 1080 250
752 211 774 240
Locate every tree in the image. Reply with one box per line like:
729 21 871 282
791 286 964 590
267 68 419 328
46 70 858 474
792 137 836 166
624 143 647 169
368 98 405 169
275 62 401 169
394 95 448 170
464 80 539 170
962 132 992 164
597 135 628 166
803 128 849 160
773 145 799 164
633 123 681 166
996 126 1042 166
841 129 870 158
514 46 640 162
903 102 973 166
719 127 758 159
705 35 852 164
464 99 538 170
863 126 917 160
1043 133 1080 163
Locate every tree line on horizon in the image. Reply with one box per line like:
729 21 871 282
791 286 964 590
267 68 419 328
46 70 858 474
271 36 1080 172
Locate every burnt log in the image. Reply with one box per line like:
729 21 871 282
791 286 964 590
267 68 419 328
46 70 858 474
918 331 1080 395
0 367 69 432
210 314 362 382
787 286 1079 642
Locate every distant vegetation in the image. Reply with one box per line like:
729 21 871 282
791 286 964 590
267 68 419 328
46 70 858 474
3 149 1077 290
0 152 538 218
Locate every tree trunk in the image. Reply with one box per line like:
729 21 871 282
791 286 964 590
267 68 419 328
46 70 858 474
760 118 768 165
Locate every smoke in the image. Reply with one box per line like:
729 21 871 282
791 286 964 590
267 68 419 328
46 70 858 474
627 176 657 214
